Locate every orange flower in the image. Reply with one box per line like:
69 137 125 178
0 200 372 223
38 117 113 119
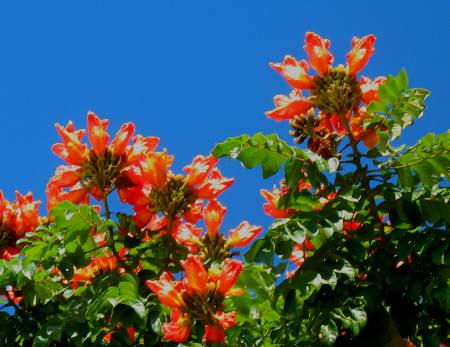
145 272 185 309
304 32 333 76
87 112 110 156
227 221 262 248
270 56 313 90
359 76 386 104
260 183 294 218
172 223 202 252
215 311 237 330
203 325 226 343
346 35 376 76
47 165 82 190
162 308 191 342
139 150 174 189
111 122 135 156
266 90 313 121
126 135 160 163
194 168 235 200
215 259 243 295
184 155 218 187
203 199 227 237
53 121 89 165
181 254 208 296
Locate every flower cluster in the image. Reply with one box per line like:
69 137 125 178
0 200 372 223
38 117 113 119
47 112 159 210
0 191 41 260
267 32 386 157
146 254 243 343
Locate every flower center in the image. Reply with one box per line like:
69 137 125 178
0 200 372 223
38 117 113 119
81 149 129 196
150 176 195 217
310 68 361 115
182 290 224 324
0 224 15 247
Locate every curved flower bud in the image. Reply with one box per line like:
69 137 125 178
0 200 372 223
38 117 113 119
145 272 185 309
346 34 376 76
87 112 110 156
304 32 333 76
181 254 208 296
227 221 262 248
270 56 313 90
266 90 313 122
111 122 135 156
203 199 227 237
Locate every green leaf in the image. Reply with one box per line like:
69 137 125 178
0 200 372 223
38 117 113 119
212 133 297 178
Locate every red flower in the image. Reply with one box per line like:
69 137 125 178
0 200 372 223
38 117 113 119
87 112 110 156
215 311 237 330
52 121 89 165
181 254 208 296
203 199 227 237
172 222 202 252
215 259 243 295
139 150 174 189
111 122 135 156
270 56 313 90
227 221 262 248
346 35 376 76
266 90 313 121
203 325 226 343
260 182 294 218
193 168 235 200
360 76 386 104
304 32 333 76
145 272 185 309
184 155 218 187
162 308 191 342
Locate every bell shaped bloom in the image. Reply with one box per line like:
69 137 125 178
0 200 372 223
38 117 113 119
139 150 174 189
181 254 208 296
132 204 155 229
126 135 160 164
260 182 294 219
162 309 191 342
270 56 313 90
215 311 237 330
111 122 135 156
184 155 218 187
290 240 314 267
145 272 185 309
13 191 41 235
203 324 226 343
0 246 19 261
172 223 202 252
182 200 203 224
227 222 262 248
194 168 235 200
53 121 89 165
346 34 376 76
203 199 227 237
360 76 386 104
215 259 243 295
47 165 82 190
87 112 110 156
266 90 313 122
46 184 89 212
304 32 333 76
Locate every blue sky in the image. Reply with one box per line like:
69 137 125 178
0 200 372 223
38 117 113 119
0 1 449 233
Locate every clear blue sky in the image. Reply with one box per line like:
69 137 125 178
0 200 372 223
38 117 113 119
0 1 449 232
